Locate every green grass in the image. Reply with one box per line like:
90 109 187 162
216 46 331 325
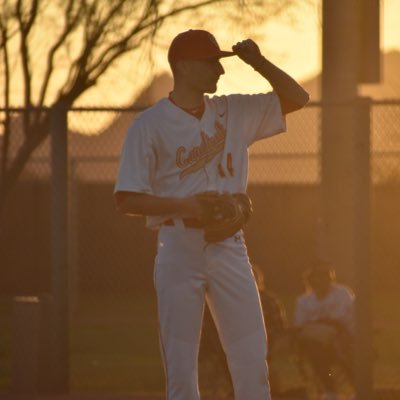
1 289 400 395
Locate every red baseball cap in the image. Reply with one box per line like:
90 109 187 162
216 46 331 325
168 29 235 63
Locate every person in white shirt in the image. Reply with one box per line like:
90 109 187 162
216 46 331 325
294 263 355 400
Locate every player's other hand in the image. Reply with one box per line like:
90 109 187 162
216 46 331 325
182 192 220 221
232 39 264 68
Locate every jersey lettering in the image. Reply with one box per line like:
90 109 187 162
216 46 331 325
176 121 226 179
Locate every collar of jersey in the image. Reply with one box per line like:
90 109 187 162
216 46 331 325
168 93 205 120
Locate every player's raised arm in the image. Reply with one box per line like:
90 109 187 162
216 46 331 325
232 39 310 114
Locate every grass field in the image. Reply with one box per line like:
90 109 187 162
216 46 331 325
0 289 399 396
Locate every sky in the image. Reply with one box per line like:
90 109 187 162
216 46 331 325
2 1 398 107
221 0 400 91
86 0 400 106
209 0 399 96
217 0 400 95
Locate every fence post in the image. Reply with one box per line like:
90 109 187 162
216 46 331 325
353 96 373 400
69 158 79 317
12 296 41 393
50 102 70 392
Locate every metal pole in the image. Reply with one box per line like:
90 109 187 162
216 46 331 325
320 0 360 282
50 102 69 392
68 158 79 319
321 2 374 398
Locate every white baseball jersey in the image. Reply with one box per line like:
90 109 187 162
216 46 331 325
114 92 286 227
294 284 355 333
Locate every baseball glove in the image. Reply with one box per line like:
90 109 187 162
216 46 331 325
195 191 253 243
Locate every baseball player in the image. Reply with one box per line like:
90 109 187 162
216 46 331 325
114 29 309 400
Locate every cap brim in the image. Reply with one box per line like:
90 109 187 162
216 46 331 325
200 51 235 61
171 51 236 63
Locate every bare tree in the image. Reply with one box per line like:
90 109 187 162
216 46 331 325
0 0 301 213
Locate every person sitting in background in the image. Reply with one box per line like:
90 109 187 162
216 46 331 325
251 264 288 356
251 264 288 396
293 262 355 400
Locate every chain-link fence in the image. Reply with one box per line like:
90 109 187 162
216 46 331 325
1 100 399 398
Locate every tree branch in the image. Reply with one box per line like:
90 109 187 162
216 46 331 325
16 0 31 108
38 0 83 106
0 23 11 181
58 0 242 103
16 0 40 137
57 0 128 102
86 0 229 85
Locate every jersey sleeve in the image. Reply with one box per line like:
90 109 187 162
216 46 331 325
114 118 156 195
227 91 286 145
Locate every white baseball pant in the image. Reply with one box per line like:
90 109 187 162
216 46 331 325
154 221 271 400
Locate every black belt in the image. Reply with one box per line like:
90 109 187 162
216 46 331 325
163 218 204 229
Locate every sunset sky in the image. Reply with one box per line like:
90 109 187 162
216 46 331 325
215 0 400 95
89 0 400 106
2 1 398 107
